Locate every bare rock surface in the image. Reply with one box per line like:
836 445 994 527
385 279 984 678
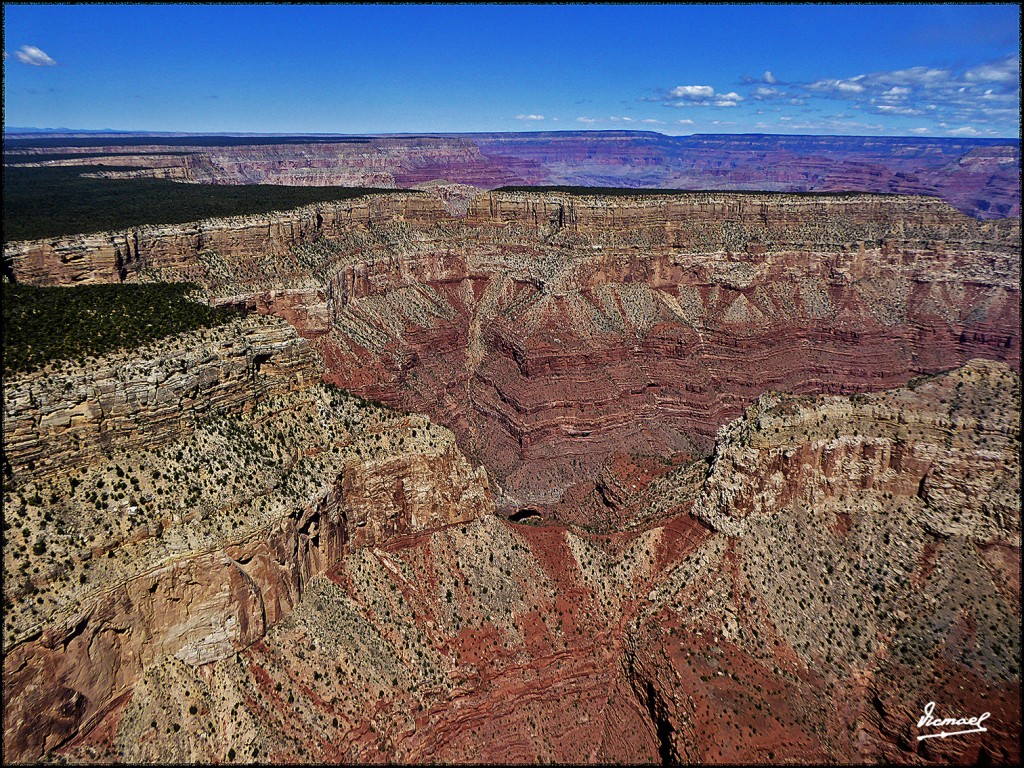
2 186 1020 764
6 131 1019 218
27 361 1016 765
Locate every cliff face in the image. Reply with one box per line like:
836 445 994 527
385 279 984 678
626 359 1020 765
2 314 319 479
37 362 1017 765
3 193 449 286
6 191 1019 514
3 187 1019 764
2 318 492 763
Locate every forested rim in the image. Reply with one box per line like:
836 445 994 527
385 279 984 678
2 282 243 375
3 165 413 241
3 135 374 148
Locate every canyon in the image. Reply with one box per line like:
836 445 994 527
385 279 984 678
5 131 1021 219
2 185 1020 764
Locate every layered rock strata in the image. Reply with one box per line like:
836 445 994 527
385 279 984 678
2 193 447 286
6 191 1019 515
626 359 1020 764
2 314 318 479
6 132 1019 218
2 318 492 763
33 361 1018 765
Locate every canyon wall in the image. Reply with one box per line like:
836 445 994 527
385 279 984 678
33 361 1017 765
3 193 448 286
2 318 492 763
626 359 1020 765
2 314 318 479
6 191 1019 512
6 132 1019 218
319 192 1018 506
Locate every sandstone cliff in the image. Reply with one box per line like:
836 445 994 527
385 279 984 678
3 193 448 286
2 317 492 763
6 191 1019 515
3 186 1020 764
2 314 318 479
627 359 1020 764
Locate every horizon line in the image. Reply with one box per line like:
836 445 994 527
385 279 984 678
4 128 1021 142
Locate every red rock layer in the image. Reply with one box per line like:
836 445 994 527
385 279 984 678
55 362 1018 765
311 193 1020 510
6 191 1020 516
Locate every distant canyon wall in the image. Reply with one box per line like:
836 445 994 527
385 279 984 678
5 132 1019 218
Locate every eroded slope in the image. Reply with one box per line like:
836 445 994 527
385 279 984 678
29 361 1018 765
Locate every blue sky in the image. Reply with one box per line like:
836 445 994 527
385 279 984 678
3 4 1020 137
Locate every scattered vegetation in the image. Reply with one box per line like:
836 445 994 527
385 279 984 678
2 282 241 374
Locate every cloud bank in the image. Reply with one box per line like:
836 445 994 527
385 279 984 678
652 54 1018 135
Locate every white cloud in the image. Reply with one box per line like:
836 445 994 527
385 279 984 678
662 85 743 108
809 78 866 94
514 114 545 121
669 85 714 99
15 45 57 66
641 118 663 124
908 127 930 133
875 104 923 116
874 66 952 87
742 70 781 85
676 119 694 125
948 125 980 135
965 55 1019 83
790 56 1019 133
880 86 912 100
576 117 598 124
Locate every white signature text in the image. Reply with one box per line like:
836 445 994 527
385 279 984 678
916 701 990 741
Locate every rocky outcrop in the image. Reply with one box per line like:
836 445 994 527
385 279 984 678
313 192 1019 508
2 314 319 479
40 362 1017 765
7 191 1018 515
626 360 1020 765
2 318 492 764
695 359 1022 543
2 193 449 286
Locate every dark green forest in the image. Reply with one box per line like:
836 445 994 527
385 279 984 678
2 282 242 375
3 165 411 241
4 135 373 149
